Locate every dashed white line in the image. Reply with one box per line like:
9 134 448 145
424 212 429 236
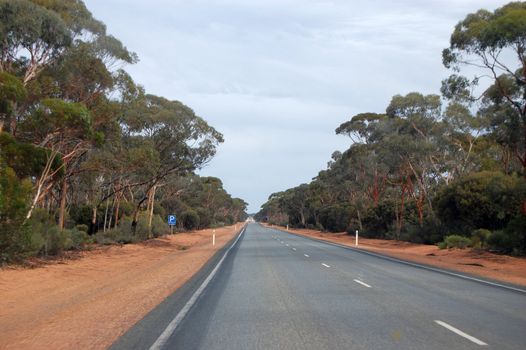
322 263 331 268
353 279 372 288
286 244 289 247
434 320 488 346
304 254 309 258
292 247 296 251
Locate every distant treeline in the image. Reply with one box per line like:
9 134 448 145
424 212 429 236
256 2 526 255
0 0 246 263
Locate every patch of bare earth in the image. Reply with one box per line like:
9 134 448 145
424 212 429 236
265 224 526 287
0 224 243 350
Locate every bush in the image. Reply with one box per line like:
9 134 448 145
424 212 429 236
361 200 397 238
76 224 89 232
504 215 526 254
437 241 447 249
0 163 34 262
471 229 491 249
319 204 352 232
181 209 200 230
69 205 95 227
436 172 525 234
195 207 211 228
95 227 135 245
487 230 516 253
68 228 91 249
41 226 71 255
443 235 471 249
150 214 168 237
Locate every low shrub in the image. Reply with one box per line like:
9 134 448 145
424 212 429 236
95 227 135 245
471 229 491 249
75 224 88 232
487 230 516 253
443 235 471 249
437 241 447 249
181 210 200 230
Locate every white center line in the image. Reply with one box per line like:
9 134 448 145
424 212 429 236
322 263 331 268
353 279 372 288
304 254 309 258
434 320 487 346
292 247 296 251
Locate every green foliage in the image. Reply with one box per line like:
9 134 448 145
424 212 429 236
471 229 491 248
75 224 88 233
0 72 26 132
0 0 71 80
95 227 134 245
318 204 351 232
0 161 34 262
0 132 54 177
181 210 200 230
437 241 447 250
436 172 524 234
487 231 516 253
443 235 472 249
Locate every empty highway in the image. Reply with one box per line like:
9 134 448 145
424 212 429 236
112 223 526 350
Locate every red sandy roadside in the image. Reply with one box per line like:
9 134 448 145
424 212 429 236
265 224 526 287
0 224 243 350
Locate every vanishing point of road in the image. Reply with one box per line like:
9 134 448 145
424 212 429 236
111 223 526 350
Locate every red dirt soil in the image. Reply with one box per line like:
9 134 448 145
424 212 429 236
0 224 243 350
266 224 526 287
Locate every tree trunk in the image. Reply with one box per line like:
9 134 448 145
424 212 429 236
103 198 109 233
58 177 67 230
108 195 116 230
356 208 363 231
131 205 141 234
88 206 97 235
148 185 156 238
299 210 306 228
114 191 121 227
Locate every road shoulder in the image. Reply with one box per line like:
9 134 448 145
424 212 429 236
0 224 244 350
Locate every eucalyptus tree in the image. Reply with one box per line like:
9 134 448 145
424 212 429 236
0 0 71 84
443 2 526 175
121 94 224 232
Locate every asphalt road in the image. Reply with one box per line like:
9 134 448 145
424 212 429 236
111 223 526 350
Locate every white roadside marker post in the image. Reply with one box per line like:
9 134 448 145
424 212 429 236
213 229 216 246
286 224 289 231
355 230 359 246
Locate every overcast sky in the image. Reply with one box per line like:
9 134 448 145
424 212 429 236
85 0 508 213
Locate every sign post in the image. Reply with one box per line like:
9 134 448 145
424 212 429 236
168 215 177 234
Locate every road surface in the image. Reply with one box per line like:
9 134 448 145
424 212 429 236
111 223 526 350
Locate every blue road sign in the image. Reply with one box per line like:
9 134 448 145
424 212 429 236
168 215 177 225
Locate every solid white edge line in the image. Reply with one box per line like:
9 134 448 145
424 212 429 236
148 226 246 350
274 229 526 294
322 263 331 268
304 254 309 257
434 320 487 346
353 279 372 288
